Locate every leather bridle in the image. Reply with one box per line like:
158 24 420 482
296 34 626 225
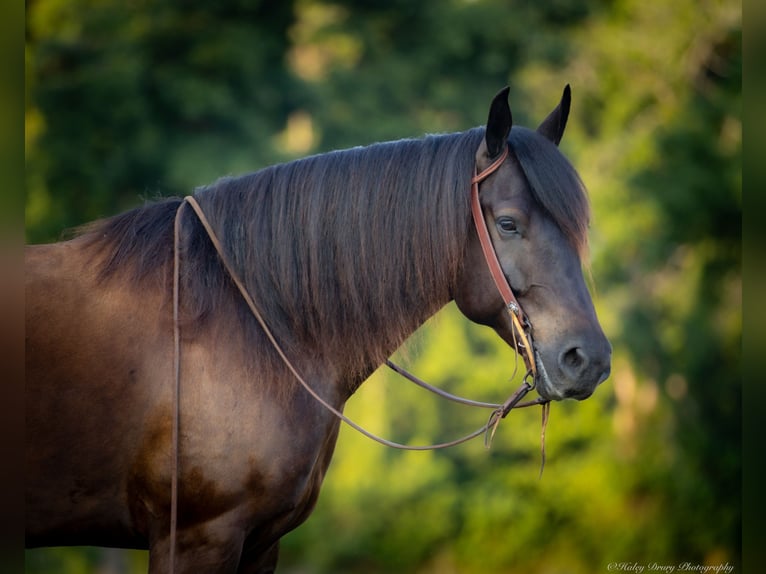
470 145 537 380
167 143 550 570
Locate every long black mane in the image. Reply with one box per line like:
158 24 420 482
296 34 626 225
509 127 590 258
81 126 589 386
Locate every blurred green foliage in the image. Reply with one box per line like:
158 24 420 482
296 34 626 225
25 0 740 572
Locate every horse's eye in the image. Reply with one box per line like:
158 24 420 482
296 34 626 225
497 217 518 235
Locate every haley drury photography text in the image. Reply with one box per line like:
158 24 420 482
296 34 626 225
607 561 735 574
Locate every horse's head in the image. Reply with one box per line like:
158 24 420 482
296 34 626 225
454 86 611 401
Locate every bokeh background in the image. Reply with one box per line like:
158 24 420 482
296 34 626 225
25 0 741 572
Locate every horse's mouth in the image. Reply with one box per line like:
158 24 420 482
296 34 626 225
533 349 605 401
533 350 564 401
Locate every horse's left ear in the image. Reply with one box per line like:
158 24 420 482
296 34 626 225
483 86 512 159
537 84 571 146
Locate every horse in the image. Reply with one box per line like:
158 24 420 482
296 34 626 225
26 86 611 573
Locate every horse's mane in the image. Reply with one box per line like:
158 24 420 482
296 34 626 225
79 126 589 388
509 127 590 259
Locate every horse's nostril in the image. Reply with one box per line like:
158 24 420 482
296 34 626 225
561 347 587 372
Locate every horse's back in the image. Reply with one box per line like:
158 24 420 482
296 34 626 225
25 239 167 548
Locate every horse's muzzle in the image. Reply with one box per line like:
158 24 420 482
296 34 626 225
533 337 611 401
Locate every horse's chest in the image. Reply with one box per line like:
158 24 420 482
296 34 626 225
132 385 342 543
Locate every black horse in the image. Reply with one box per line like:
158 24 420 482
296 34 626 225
26 86 610 572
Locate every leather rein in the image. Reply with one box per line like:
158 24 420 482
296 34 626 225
168 144 549 570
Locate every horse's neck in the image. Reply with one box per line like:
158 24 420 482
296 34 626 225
199 140 471 393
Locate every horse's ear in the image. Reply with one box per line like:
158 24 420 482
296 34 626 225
483 86 512 160
537 84 571 146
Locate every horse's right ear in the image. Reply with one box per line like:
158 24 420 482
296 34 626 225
483 86 512 160
537 84 571 146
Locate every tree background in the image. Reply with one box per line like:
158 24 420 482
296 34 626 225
25 0 741 572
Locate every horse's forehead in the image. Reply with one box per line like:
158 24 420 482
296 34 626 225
483 153 534 207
